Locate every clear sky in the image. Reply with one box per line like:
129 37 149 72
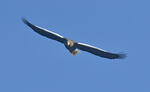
0 0 150 92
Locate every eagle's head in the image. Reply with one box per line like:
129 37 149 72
65 40 74 47
67 40 71 46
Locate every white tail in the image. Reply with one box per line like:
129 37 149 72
71 49 80 55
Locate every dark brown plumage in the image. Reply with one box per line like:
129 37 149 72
22 18 126 59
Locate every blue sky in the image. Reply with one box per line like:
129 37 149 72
0 0 150 92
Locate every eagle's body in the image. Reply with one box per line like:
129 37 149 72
22 18 126 59
64 39 80 55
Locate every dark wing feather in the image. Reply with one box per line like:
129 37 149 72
22 18 66 43
76 42 126 59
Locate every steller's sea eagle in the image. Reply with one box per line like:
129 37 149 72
22 18 126 59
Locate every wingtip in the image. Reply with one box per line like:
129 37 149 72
21 18 28 24
117 53 127 59
21 18 33 28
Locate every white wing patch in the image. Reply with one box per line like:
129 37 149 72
35 25 64 38
78 42 106 52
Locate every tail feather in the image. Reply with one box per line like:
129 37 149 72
71 50 80 55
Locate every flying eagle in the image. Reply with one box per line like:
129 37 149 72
22 18 126 59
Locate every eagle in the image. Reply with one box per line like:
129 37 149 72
22 18 126 59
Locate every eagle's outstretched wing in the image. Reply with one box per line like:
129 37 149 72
22 18 66 43
76 42 126 59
